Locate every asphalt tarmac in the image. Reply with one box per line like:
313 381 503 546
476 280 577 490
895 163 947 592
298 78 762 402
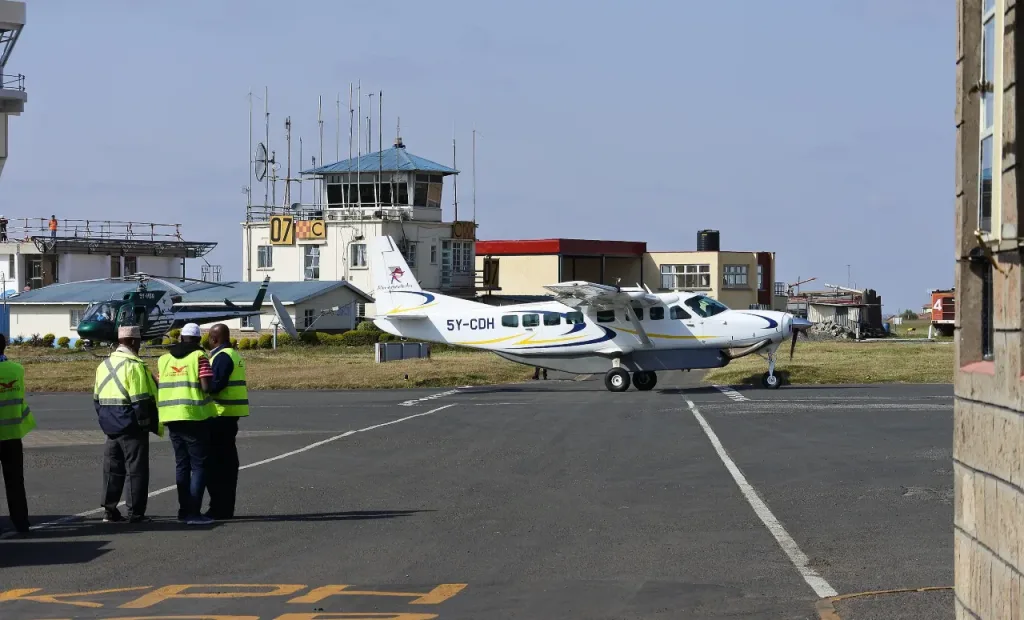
0 371 954 620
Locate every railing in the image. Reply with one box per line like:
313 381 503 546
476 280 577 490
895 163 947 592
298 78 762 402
0 73 24 92
0 218 185 242
245 203 440 223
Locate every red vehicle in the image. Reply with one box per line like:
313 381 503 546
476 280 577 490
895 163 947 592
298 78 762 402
930 289 955 337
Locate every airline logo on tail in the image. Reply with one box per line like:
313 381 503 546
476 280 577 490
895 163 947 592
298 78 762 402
389 267 405 283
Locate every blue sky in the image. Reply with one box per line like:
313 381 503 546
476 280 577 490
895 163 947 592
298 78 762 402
2 0 952 314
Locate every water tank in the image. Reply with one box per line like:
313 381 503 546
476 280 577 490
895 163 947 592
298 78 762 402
697 229 720 252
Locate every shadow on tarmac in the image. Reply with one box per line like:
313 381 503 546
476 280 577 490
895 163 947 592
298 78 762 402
0 540 113 567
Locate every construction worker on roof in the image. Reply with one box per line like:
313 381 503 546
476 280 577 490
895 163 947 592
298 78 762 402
204 323 249 520
0 333 35 536
156 323 215 526
93 325 162 524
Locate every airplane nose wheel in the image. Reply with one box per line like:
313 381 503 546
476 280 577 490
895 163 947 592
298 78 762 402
604 368 631 392
633 370 658 391
761 350 781 389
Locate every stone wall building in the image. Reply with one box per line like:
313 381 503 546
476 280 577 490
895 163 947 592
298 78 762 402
955 0 1024 618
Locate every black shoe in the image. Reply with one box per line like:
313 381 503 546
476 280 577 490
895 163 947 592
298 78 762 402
103 511 125 523
127 515 152 524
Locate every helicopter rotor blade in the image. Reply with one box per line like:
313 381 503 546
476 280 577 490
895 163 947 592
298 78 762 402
148 277 188 296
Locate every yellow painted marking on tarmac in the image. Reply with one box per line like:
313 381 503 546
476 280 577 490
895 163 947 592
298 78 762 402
814 586 953 620
272 610 436 614
111 616 259 619
288 584 466 606
120 585 306 609
0 586 151 608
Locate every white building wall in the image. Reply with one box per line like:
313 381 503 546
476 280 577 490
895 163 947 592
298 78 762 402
136 256 180 277
59 253 107 283
9 304 82 340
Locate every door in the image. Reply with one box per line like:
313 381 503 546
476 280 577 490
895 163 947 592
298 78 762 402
669 304 703 341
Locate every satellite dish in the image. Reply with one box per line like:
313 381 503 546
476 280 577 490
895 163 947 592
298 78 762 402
255 142 268 182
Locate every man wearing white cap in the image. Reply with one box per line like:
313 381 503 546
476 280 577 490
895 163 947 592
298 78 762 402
156 322 215 525
93 324 161 523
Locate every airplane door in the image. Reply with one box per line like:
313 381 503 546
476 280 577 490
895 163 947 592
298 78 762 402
670 305 704 341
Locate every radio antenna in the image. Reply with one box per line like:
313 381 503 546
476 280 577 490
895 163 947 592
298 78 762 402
452 124 458 221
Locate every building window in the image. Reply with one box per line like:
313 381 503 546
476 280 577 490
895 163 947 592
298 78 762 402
257 245 273 269
240 315 252 329
400 241 417 267
124 256 138 276
304 308 316 328
110 256 121 278
304 246 320 280
430 244 438 264
774 282 787 296
70 308 84 328
502 315 519 327
350 243 367 268
661 264 710 290
979 2 998 233
723 265 748 288
757 265 763 290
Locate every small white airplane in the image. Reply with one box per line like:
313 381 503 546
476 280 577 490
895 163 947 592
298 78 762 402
370 235 813 392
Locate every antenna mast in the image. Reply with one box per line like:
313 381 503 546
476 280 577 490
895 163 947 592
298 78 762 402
452 128 458 221
356 80 361 213
264 86 270 208
284 116 292 207
299 136 303 206
472 127 476 223
378 90 382 209
318 95 324 208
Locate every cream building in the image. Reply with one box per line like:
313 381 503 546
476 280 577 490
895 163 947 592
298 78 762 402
474 231 786 311
953 1 1024 618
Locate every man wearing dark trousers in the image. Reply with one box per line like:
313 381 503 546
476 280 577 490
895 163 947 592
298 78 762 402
205 323 249 520
93 325 162 523
157 323 215 526
0 333 36 535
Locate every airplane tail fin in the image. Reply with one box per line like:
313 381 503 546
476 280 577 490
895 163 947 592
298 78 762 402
370 235 422 316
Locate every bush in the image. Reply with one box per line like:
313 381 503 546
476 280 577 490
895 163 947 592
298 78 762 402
356 320 382 333
56 336 70 349
74 338 85 349
149 337 162 346
340 330 379 346
230 337 239 349
162 337 175 346
238 338 251 350
276 332 293 346
168 328 181 341
41 333 56 348
11 335 23 345
378 333 393 342
257 334 273 349
299 331 319 346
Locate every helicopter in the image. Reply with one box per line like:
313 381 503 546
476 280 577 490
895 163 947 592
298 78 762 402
70 272 271 348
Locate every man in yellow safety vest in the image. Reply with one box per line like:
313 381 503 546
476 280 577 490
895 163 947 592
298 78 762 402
204 323 249 520
157 323 215 525
93 325 162 524
0 333 35 535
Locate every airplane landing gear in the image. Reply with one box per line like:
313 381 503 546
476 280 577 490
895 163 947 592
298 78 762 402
605 368 631 392
633 370 658 391
761 349 781 389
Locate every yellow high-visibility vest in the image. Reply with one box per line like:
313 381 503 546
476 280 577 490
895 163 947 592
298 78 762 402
210 347 249 417
0 360 35 441
157 350 214 423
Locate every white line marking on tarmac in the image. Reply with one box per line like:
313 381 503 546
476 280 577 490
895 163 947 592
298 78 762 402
17 403 457 535
713 385 750 402
398 388 467 406
685 399 837 599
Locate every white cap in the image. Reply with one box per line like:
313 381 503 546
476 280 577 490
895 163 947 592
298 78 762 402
180 323 201 338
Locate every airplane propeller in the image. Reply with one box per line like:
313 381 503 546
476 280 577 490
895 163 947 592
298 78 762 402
789 316 814 360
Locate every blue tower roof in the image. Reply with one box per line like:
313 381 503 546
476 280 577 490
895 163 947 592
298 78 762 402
302 140 458 176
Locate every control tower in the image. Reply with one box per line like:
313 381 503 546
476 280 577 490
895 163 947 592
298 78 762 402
0 0 25 180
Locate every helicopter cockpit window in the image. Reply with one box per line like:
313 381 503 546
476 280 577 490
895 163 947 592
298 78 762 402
83 302 120 322
684 295 729 318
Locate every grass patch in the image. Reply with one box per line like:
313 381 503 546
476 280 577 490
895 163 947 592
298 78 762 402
8 345 535 392
703 340 954 386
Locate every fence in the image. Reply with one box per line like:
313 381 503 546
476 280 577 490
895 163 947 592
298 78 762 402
1 218 185 242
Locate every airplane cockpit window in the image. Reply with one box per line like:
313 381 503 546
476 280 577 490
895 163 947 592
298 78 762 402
565 311 585 324
684 295 729 318
83 302 121 322
670 305 691 320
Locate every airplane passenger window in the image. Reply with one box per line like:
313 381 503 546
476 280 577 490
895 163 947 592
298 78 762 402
670 306 691 320
630 305 644 320
502 315 519 328
543 313 561 326
596 310 616 323
565 311 585 324
650 306 665 320
685 295 728 318
523 314 540 327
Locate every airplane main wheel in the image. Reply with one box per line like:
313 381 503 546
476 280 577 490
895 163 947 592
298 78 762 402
605 368 631 392
761 372 781 389
633 371 657 391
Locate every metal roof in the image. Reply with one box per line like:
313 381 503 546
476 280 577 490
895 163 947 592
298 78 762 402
3 279 373 305
302 144 458 176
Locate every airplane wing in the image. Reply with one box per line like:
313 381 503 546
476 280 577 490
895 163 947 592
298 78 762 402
543 280 660 348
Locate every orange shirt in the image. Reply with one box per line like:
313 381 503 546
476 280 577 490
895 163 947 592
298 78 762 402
48 219 57 231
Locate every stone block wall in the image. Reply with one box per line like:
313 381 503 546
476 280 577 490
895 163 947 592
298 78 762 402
955 0 1024 618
